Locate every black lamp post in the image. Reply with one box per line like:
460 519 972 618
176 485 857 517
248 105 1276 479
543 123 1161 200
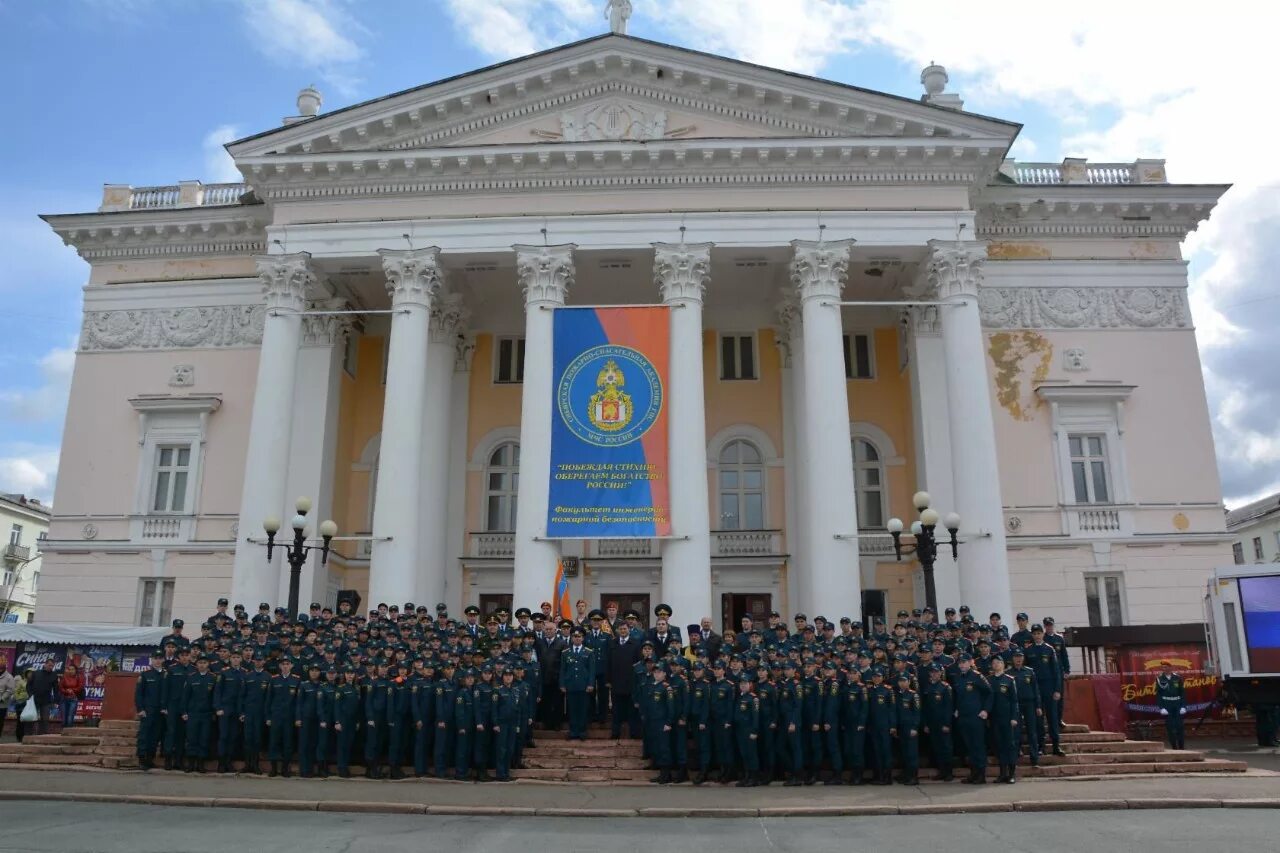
261 496 337 619
887 490 961 614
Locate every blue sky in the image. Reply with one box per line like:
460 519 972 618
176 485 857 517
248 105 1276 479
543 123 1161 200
0 0 1275 508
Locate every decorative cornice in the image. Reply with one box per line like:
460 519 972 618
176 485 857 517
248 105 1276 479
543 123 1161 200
429 292 470 343
80 305 265 352
790 239 853 302
43 205 268 263
379 247 444 309
925 239 986 300
653 241 712 304
975 184 1226 242
256 252 315 313
128 394 223 415
979 286 1191 330
514 244 576 307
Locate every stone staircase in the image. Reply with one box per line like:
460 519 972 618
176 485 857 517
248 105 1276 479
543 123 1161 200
0 721 1247 783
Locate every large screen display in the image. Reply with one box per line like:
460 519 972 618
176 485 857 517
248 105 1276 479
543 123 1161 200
1239 575 1280 673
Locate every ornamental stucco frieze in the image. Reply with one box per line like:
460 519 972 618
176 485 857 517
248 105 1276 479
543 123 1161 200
80 305 265 352
978 286 1190 330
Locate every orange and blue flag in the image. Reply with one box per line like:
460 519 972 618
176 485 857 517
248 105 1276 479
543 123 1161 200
554 560 572 621
548 307 671 539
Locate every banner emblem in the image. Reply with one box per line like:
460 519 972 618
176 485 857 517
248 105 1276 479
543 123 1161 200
558 344 662 447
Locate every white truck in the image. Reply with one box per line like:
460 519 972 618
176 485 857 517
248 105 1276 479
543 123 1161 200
1204 566 1280 705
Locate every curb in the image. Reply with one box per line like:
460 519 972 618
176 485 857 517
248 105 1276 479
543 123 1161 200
0 790 1276 817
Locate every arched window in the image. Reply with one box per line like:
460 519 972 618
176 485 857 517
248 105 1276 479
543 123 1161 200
853 438 885 530
485 442 520 531
718 439 765 530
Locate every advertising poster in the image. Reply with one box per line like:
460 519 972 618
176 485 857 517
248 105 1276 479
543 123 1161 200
547 306 671 539
1115 645 1220 719
70 646 121 721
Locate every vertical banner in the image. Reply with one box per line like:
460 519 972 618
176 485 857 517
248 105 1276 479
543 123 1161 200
554 561 572 621
547 307 672 539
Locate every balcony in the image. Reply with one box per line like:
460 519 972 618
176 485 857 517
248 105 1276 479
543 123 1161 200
470 532 515 559
2 542 30 563
590 539 656 559
712 530 782 557
1007 158 1167 186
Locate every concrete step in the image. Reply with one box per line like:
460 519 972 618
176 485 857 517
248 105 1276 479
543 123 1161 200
0 743 98 756
1060 740 1165 754
1060 732 1125 743
100 755 139 770
1061 724 1090 734
12 753 103 766
98 720 140 732
525 743 644 757
95 744 136 758
1040 751 1208 766
96 736 138 749
523 756 648 770
23 734 100 746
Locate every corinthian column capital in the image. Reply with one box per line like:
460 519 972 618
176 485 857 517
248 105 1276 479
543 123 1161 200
925 239 987 300
429 292 470 343
379 247 444 309
790 239 855 302
255 252 315 313
653 241 713 304
514 244 576 307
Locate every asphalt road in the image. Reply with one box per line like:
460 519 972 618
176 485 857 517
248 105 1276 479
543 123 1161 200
1 803 1278 853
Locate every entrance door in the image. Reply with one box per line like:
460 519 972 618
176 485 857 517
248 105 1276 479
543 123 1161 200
720 593 772 635
604 593 651 629
861 589 887 627
479 594 513 620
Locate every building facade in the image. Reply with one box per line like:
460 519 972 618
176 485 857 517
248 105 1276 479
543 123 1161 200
37 34 1231 632
1 494 49 623
1227 493 1280 566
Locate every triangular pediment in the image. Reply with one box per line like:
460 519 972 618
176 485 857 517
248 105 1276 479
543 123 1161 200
229 34 1018 159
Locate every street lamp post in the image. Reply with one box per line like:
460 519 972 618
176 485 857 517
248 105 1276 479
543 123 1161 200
887 491 961 614
260 496 338 619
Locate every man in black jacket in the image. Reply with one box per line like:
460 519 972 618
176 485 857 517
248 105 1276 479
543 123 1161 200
27 658 58 735
607 621 643 738
535 621 568 731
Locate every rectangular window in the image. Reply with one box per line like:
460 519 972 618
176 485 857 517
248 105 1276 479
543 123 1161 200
1068 434 1111 504
1234 542 1246 565
31 572 38 593
137 578 175 627
151 445 192 513
2 570 13 588
495 337 526 384
719 334 757 380
1254 536 1265 561
1084 573 1125 627
843 333 874 379
8 524 21 546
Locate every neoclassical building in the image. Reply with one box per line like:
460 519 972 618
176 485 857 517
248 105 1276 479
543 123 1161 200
37 33 1230 634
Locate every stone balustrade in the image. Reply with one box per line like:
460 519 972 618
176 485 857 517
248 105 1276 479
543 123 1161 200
1005 157 1168 186
99 181 250 212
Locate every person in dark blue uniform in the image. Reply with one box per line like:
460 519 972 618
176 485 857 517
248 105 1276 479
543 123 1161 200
493 668 520 782
643 663 676 783
133 650 165 770
952 653 992 784
866 667 896 786
1024 624 1066 756
182 655 217 772
667 656 690 783
840 666 868 785
688 659 713 785
560 628 595 740
315 666 338 777
1155 660 1187 750
214 648 245 773
471 665 495 782
333 667 360 777
732 673 761 787
410 661 435 778
240 655 270 774
988 656 1021 783
585 611 612 724
1009 648 1042 766
818 662 844 784
921 664 955 781
709 659 737 783
296 662 324 777
433 662 458 779
778 660 805 786
453 668 477 781
386 666 412 779
266 658 300 777
362 664 389 778
160 646 192 770
799 660 822 785
894 672 921 785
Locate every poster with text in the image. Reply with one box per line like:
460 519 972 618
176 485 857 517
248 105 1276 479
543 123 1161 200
1115 645 1220 718
547 307 671 539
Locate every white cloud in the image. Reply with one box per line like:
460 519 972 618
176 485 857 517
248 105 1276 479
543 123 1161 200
0 342 76 424
0 448 59 504
202 125 243 183
240 0 367 95
442 0 596 61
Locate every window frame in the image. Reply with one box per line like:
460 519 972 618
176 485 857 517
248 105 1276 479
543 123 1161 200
1254 536 1265 561
716 439 766 531
1038 389 1134 533
1084 572 1127 627
842 332 876 380
493 336 526 385
717 332 759 381
8 524 21 546
136 578 175 627
483 441 521 532
852 437 887 531
1233 542 1246 565
150 444 195 514
1067 432 1112 505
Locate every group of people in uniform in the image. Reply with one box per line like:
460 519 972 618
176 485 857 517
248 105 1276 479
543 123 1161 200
135 596 1096 785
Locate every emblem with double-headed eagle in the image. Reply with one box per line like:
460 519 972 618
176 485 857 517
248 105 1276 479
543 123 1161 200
588 359 632 432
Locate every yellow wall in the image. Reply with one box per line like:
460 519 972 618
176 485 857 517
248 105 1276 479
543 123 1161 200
850 327 918 527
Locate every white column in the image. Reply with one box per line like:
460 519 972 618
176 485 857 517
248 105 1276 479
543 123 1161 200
417 293 468 608
791 240 863 615
907 307 961 612
280 299 352 610
444 334 475 616
230 253 314 609
654 242 714 628
776 298 807 616
369 248 442 607
928 240 1012 616
511 244 575 610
